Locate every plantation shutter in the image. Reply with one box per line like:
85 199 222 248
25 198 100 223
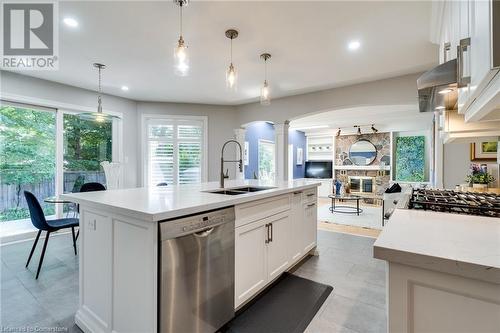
146 119 204 186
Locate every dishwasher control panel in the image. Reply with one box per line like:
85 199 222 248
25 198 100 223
160 207 235 240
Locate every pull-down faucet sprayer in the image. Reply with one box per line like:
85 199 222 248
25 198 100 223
220 140 243 188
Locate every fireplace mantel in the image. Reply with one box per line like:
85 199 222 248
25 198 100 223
335 165 390 171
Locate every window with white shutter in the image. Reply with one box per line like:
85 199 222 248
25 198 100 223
145 117 206 186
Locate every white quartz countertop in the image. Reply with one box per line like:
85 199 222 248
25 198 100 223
61 179 320 222
374 209 500 284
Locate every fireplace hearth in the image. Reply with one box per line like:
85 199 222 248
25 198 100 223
349 176 374 193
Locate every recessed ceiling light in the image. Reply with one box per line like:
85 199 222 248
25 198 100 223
435 106 446 110
348 40 361 51
121 86 129 91
438 88 453 94
63 17 78 28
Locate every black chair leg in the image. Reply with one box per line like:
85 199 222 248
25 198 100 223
71 227 77 255
26 230 42 268
75 228 79 241
36 231 50 279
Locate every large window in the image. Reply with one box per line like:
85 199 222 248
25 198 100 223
0 100 120 232
145 117 206 186
0 104 56 222
63 113 113 192
258 139 275 181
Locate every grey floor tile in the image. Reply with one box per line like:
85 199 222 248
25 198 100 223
320 294 387 333
0 280 57 327
346 264 386 288
1 230 387 333
306 315 360 333
332 278 386 310
57 315 84 333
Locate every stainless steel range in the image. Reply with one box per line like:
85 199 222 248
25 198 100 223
409 189 500 218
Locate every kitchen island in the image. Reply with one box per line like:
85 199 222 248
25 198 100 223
374 209 500 333
62 179 320 333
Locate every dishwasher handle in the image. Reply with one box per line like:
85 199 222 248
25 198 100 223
194 227 215 238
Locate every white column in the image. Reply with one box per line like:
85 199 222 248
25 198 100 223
275 121 290 181
234 128 246 180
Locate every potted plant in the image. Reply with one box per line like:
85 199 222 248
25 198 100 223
465 164 495 189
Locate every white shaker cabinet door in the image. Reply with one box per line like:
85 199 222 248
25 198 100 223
235 220 268 308
266 213 291 281
289 191 304 263
303 202 318 253
80 209 113 332
469 0 492 96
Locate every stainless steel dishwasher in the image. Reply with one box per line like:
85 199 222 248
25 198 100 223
159 207 235 333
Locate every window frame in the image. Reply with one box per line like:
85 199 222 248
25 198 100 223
258 139 276 181
141 114 208 186
1 93 123 220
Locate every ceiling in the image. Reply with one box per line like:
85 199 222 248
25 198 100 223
10 1 438 105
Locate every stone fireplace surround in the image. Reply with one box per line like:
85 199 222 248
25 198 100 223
335 133 391 194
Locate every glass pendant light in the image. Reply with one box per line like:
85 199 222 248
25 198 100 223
225 29 239 90
174 0 189 76
78 63 120 122
260 53 271 105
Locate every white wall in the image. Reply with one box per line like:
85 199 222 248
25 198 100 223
1 71 139 188
443 143 471 188
136 102 238 183
236 73 422 125
2 70 441 188
443 140 499 189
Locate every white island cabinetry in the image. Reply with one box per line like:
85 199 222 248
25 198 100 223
374 209 500 333
234 187 318 308
62 179 319 333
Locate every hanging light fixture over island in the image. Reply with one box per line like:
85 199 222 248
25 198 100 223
173 0 189 76
78 63 120 122
225 29 239 90
260 53 271 105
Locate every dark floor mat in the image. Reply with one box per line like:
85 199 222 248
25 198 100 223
222 273 333 333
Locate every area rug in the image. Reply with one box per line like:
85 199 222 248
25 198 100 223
222 273 333 333
318 203 383 230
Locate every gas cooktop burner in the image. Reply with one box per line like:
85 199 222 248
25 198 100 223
409 189 500 218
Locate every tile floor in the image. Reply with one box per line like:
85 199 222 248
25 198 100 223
0 230 386 333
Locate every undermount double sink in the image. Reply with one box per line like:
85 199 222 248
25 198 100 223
204 186 276 195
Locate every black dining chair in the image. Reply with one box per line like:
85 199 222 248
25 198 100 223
24 191 79 279
80 182 106 192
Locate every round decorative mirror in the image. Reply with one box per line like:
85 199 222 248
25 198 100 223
349 140 377 166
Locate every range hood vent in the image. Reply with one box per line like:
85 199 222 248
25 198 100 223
417 59 458 112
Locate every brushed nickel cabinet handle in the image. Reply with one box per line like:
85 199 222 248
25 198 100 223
265 223 270 244
269 223 273 242
307 203 316 207
457 37 471 87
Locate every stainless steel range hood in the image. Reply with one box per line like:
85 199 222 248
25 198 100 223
417 59 458 112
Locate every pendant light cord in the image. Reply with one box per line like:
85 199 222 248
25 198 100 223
98 66 102 96
179 4 183 37
230 38 233 64
264 58 267 81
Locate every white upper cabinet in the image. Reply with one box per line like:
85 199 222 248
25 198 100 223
435 0 499 121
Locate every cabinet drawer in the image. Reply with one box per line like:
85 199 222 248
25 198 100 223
302 188 317 203
235 194 291 228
